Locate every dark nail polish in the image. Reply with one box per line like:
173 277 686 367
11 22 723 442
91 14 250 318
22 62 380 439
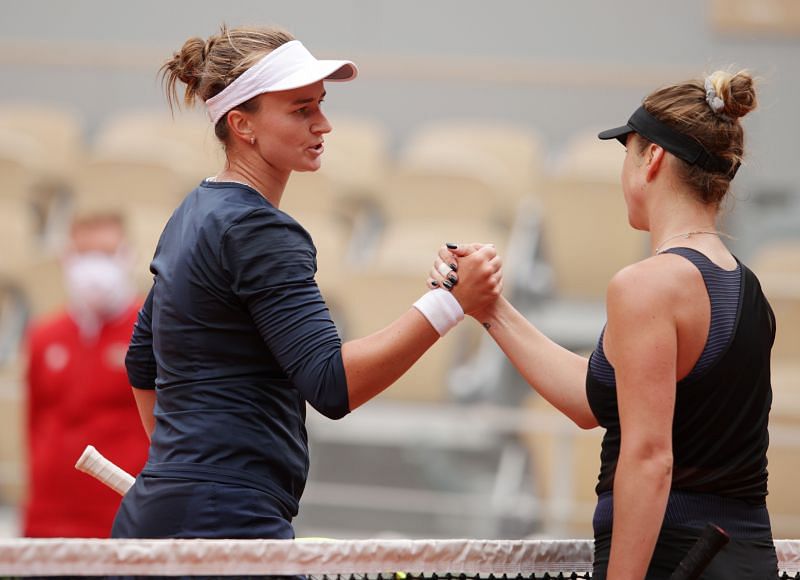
446 243 458 250
447 273 458 284
431 280 439 287
442 280 454 290
449 262 458 272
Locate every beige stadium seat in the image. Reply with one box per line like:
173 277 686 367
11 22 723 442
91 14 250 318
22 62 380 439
0 127 75 250
0 102 85 186
0 129 47 202
538 177 647 299
0 359 24 503
332 271 481 402
0 282 23 500
506 170 645 353
0 281 28 370
361 167 511 277
541 131 637 300
0 199 44 276
288 210 355 297
73 156 192 215
751 239 800 362
400 120 545 221
281 172 370 261
375 167 504 225
93 110 223 182
767 370 800 538
750 240 800 537
521 394 603 537
763 284 800 363
554 129 627 183
14 256 65 320
768 385 800 538
125 206 175 294
318 115 391 197
279 171 341 219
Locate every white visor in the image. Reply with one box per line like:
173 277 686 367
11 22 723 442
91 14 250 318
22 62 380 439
205 40 358 125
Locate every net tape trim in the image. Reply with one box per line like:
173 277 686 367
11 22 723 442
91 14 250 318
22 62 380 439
0 539 797 576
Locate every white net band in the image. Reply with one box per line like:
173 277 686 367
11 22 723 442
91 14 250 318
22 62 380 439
0 538 593 576
0 538 798 576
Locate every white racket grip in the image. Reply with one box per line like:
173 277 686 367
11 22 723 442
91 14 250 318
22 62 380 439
75 445 135 496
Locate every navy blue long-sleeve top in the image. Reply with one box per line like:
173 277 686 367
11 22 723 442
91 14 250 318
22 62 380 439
125 180 350 517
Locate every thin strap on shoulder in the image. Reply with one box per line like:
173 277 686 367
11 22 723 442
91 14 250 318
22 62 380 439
661 246 712 269
662 247 743 384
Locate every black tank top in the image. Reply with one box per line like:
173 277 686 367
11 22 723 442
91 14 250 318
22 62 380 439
586 248 776 509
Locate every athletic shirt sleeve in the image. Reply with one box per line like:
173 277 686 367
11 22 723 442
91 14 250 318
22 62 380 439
125 285 157 390
220 209 350 419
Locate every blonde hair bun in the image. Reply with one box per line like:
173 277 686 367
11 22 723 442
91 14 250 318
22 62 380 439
706 70 757 120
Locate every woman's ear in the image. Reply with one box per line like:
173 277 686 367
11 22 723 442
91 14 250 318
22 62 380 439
225 109 254 145
645 143 666 182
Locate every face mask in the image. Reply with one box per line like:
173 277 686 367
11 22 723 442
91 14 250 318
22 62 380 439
64 251 135 338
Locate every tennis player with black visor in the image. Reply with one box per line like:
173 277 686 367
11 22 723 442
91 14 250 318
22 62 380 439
431 69 777 579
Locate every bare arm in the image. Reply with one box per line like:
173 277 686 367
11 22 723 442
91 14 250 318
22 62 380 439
604 264 677 580
345 245 502 410
132 388 156 440
478 297 596 428
343 309 439 409
432 244 595 428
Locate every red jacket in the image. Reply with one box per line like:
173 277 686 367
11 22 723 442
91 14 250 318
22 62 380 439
24 302 149 537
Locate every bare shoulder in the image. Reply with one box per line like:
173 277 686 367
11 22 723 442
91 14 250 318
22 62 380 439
607 254 701 315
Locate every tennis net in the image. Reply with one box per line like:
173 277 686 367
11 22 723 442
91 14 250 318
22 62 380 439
0 538 798 578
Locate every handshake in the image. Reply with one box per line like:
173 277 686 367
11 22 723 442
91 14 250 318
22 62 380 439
422 242 504 326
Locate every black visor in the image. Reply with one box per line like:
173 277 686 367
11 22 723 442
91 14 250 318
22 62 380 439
598 106 740 177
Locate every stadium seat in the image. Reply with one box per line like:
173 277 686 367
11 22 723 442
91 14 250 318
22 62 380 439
0 130 44 203
0 102 85 186
537 176 647 299
0 281 28 370
332 270 481 402
751 239 800 362
521 394 603 538
0 358 23 503
374 167 503 225
279 171 342 219
317 114 391 198
93 109 222 182
400 119 545 222
0 199 44 276
72 157 191 214
553 129 627 183
749 239 800 538
14 256 65 320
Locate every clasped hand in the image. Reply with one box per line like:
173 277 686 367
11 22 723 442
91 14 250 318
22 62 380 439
427 243 503 317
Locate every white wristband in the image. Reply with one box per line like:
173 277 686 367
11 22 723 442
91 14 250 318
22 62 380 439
413 288 465 336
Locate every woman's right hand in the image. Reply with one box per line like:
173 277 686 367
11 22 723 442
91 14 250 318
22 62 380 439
428 243 503 317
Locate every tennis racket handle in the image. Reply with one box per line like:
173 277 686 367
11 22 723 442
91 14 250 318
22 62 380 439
669 523 730 580
74 444 135 496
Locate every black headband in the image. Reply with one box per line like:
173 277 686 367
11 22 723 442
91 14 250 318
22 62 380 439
598 106 740 178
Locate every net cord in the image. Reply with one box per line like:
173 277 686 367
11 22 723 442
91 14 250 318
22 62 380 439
0 538 797 576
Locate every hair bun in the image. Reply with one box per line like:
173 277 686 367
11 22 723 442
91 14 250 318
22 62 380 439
707 70 757 120
173 37 207 86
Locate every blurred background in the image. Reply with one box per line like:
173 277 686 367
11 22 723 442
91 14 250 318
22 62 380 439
0 0 798 540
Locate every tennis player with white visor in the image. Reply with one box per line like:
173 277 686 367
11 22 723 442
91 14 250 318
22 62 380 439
109 24 501 541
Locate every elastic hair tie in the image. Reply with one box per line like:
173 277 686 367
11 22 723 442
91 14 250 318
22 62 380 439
704 77 732 121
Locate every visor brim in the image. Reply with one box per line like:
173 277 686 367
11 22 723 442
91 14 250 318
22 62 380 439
597 124 634 146
269 60 358 92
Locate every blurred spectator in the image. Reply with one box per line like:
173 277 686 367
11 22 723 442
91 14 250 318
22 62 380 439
23 211 149 537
